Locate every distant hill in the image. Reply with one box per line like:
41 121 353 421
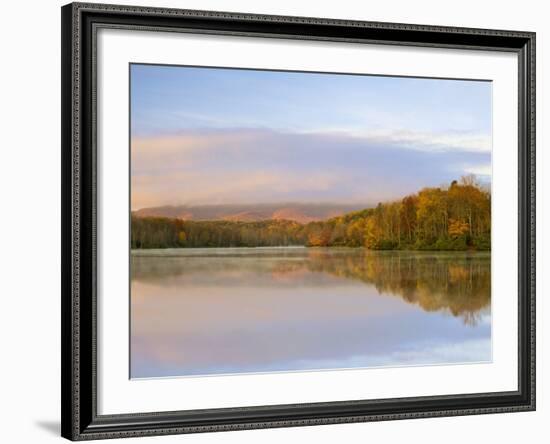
132 203 369 224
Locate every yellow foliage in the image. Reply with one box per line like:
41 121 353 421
448 219 469 238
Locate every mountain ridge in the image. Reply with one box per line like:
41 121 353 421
132 203 370 224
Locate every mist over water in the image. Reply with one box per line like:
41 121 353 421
130 248 491 378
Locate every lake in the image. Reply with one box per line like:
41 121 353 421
130 248 491 378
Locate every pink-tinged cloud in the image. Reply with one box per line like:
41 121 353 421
131 128 491 210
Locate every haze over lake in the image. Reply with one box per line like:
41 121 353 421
130 248 491 378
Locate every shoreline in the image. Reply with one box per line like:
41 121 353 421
130 246 491 255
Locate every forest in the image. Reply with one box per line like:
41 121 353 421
131 176 491 251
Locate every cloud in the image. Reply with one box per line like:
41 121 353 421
305 128 491 154
131 128 492 209
132 169 342 209
462 163 492 177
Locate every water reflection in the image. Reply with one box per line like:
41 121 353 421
131 248 491 378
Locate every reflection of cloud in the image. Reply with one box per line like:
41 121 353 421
130 250 492 378
366 337 491 365
290 337 492 371
131 128 492 209
131 277 491 377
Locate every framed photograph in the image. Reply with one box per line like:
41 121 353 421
61 2 536 440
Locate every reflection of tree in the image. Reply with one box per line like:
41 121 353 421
132 250 490 326
305 250 490 325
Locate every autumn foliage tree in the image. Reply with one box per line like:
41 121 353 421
358 175 490 250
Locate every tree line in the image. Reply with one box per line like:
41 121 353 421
131 175 491 251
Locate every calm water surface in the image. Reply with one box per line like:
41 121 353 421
130 248 491 378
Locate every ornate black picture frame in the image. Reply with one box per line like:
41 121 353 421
61 2 535 440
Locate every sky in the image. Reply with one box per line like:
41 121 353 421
130 64 492 210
